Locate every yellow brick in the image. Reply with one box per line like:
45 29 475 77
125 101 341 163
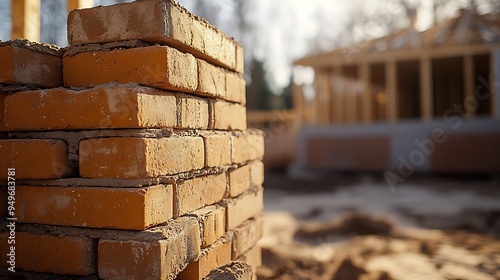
232 217 263 259
192 205 226 248
232 131 265 164
175 174 227 216
178 94 209 129
229 164 251 198
225 190 263 230
177 237 232 280
213 101 246 130
197 59 226 99
201 133 232 167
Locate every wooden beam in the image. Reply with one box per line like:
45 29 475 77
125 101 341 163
332 67 342 124
347 79 357 124
386 60 397 122
68 0 94 11
295 44 500 69
420 57 433 121
359 63 372 123
292 83 304 124
11 0 40 42
463 55 475 116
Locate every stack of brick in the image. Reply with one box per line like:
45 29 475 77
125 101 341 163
0 0 264 279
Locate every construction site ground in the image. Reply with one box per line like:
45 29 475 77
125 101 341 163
258 171 500 280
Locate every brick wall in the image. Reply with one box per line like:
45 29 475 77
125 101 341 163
0 1 263 279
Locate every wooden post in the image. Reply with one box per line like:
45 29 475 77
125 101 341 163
331 67 342 124
491 50 500 118
420 57 433 121
386 60 397 122
359 63 372 123
347 79 357 124
324 71 333 124
11 0 40 42
292 83 304 124
463 55 475 117
68 0 94 11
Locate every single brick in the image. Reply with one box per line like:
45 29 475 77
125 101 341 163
192 205 226 248
232 217 263 259
16 185 172 230
201 133 232 167
0 42 62 88
204 261 253 280
236 246 262 278
229 165 251 198
177 237 232 280
4 84 177 131
250 161 265 187
197 59 226 98
0 139 71 179
0 232 95 275
79 137 204 179
67 0 241 73
178 94 209 129
63 46 197 92
225 72 246 105
212 101 247 131
225 190 263 230
232 132 265 165
175 173 227 217
98 217 201 280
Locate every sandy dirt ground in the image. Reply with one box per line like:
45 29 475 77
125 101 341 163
258 172 500 280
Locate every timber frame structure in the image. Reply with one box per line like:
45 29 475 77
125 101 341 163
10 0 94 42
291 9 500 174
294 9 500 125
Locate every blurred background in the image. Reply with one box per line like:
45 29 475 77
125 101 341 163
2 0 500 279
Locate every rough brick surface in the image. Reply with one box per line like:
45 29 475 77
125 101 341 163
98 217 201 280
67 0 241 73
63 46 197 92
3 84 177 131
203 261 253 280
197 59 226 98
250 161 265 187
225 190 264 230
225 72 246 104
229 164 251 198
175 174 227 217
235 45 244 74
232 132 265 164
177 237 232 280
212 101 247 131
0 232 95 275
201 133 232 167
79 137 204 179
192 205 226 248
232 217 263 259
0 139 71 179
178 94 210 129
16 185 172 230
0 43 62 88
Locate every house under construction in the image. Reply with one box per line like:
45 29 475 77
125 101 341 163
291 9 500 174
